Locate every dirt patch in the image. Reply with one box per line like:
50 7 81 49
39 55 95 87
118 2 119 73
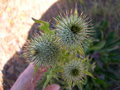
0 0 58 89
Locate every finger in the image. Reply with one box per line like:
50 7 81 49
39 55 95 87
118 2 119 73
43 84 60 90
10 63 35 90
19 63 34 77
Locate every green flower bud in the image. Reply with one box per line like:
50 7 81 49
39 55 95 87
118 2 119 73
23 34 60 66
63 60 92 84
55 12 94 49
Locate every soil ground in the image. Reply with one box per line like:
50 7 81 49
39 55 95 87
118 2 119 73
0 0 58 89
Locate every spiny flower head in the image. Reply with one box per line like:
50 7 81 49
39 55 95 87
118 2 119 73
23 34 60 66
55 12 94 49
63 60 92 84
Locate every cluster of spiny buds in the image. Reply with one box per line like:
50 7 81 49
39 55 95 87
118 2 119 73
23 10 95 89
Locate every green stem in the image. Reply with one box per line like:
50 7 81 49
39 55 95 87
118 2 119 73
43 69 53 89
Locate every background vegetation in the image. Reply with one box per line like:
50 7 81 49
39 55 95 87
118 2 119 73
73 0 120 90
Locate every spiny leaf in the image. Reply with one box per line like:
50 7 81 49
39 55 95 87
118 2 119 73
32 18 54 34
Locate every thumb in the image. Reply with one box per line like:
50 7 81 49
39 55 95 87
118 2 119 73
43 84 60 90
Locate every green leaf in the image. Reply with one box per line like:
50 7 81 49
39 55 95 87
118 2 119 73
99 20 108 31
43 68 53 88
93 78 108 89
106 31 116 42
90 40 106 50
106 39 120 48
32 18 54 34
53 66 63 72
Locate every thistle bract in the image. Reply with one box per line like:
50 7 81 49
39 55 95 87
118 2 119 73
56 12 93 49
24 35 60 66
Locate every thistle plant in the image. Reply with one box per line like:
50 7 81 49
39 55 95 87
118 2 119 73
63 59 93 84
24 34 61 66
55 12 94 50
24 10 95 90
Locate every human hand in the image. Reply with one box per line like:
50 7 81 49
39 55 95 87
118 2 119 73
10 63 60 90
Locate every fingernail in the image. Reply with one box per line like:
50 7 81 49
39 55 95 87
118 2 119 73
43 84 60 90
50 84 60 90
